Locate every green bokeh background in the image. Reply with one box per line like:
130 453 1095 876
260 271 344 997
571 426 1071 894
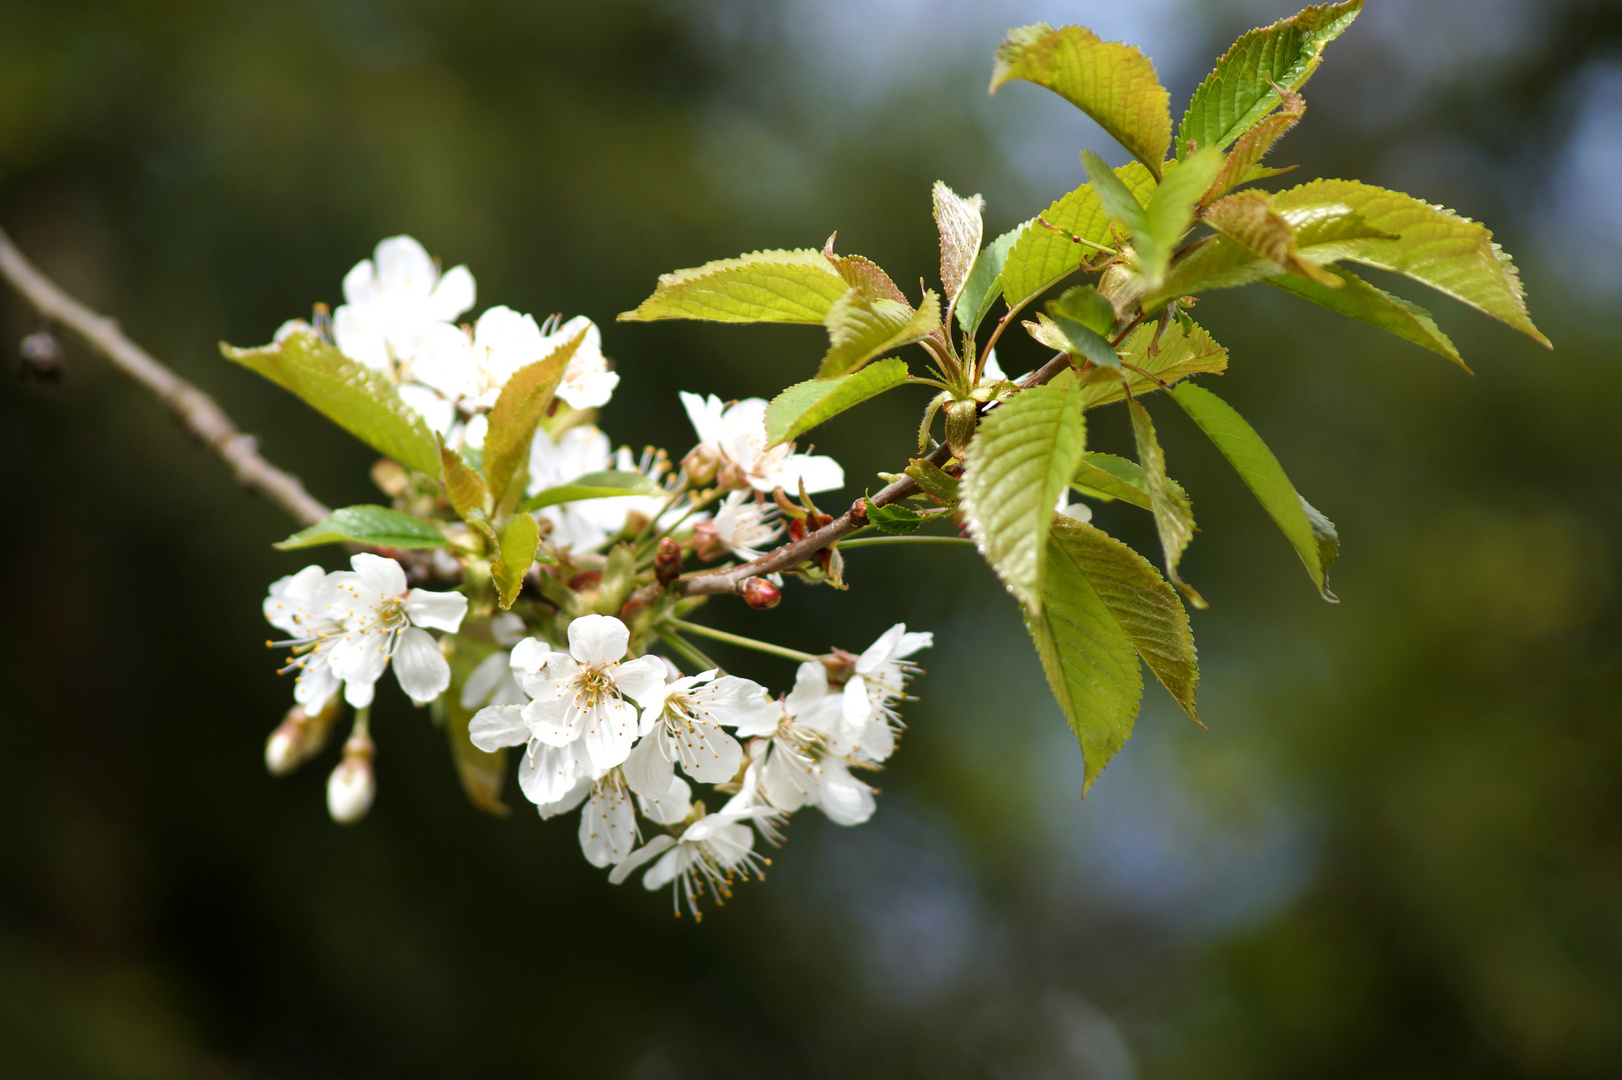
3 1 1620 1076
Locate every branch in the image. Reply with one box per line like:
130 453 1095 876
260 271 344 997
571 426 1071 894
0 224 330 527
671 354 1070 598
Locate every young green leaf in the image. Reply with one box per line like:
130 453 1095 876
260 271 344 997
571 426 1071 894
906 458 961 502
1075 317 1230 409
957 221 1027 336
1178 1 1362 156
519 471 663 513
222 330 440 476
1081 150 1151 235
1072 454 1153 510
1203 190 1343 285
1000 164 1156 315
1051 284 1115 334
1026 523 1144 794
961 380 1087 613
482 326 583 512
1270 179 1550 347
933 181 985 311
1042 309 1121 370
766 357 910 447
440 439 490 523
1128 398 1204 607
1266 268 1467 369
1052 517 1199 724
1201 86 1305 206
274 505 448 551
863 499 932 536
818 289 940 378
1136 147 1227 286
618 249 850 323
992 24 1171 177
491 512 540 610
1169 382 1338 600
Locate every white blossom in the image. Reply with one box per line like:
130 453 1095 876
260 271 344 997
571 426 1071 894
579 770 640 866
609 788 774 918
460 649 525 711
709 490 782 560
835 623 932 764
263 565 343 714
526 425 616 550
546 315 619 410
622 669 777 799
332 235 475 373
408 305 548 411
680 392 843 494
321 554 468 708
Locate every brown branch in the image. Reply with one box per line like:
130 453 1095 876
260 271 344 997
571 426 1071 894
0 224 330 526
672 353 1073 598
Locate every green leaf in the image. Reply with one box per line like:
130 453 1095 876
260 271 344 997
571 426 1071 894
1204 190 1343 285
1266 267 1467 369
595 543 638 616
1072 454 1152 509
992 24 1171 177
1042 310 1121 369
492 512 539 610
1081 151 1150 235
1270 179 1550 347
1000 164 1156 315
618 249 851 324
1075 317 1230 409
439 439 490 523
1202 86 1305 206
933 181 985 311
518 471 663 513
1136 147 1227 286
957 220 1027 336
961 380 1087 612
818 290 940 378
1050 284 1115 334
1128 398 1204 607
906 458 961 502
482 328 582 512
766 357 910 447
1053 517 1199 724
443 645 510 816
864 499 931 536
274 505 448 551
1178 1 1362 156
221 330 440 476
1026 522 1143 793
1169 381 1338 600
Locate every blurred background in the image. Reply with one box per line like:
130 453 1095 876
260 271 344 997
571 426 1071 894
2 0 1620 1075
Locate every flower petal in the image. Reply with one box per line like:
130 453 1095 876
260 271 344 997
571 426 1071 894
578 781 638 867
468 704 528 751
622 732 675 800
613 655 668 707
580 698 639 773
403 588 468 633
349 552 407 599
393 627 450 703
517 739 588 806
816 759 876 826
608 834 675 886
567 614 629 665
696 675 779 732
460 651 513 710
636 774 692 826
429 264 476 323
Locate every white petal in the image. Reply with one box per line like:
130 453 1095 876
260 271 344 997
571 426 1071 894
537 774 592 819
429 264 476 322
461 651 513 710
342 675 376 709
672 723 742 785
396 383 456 436
373 235 436 295
622 731 675 799
680 391 725 448
697 675 779 732
349 552 407 598
761 740 815 812
857 623 907 673
468 704 529 751
641 847 686 891
817 760 876 826
567 614 629 665
293 656 341 714
332 305 389 371
637 775 693 826
517 739 589 806
608 834 675 885
341 258 376 306
403 588 467 632
613 655 668 706
580 698 639 773
509 637 557 676
578 782 638 867
393 627 450 703
523 694 580 747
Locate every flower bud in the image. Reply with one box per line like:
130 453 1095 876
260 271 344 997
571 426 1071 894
691 521 726 562
327 731 376 825
741 577 781 609
944 399 978 458
681 444 721 487
716 461 749 492
655 537 684 585
264 699 339 777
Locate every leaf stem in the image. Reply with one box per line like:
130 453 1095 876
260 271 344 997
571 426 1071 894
662 618 820 663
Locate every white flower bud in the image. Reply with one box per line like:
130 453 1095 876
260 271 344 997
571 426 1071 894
264 700 339 777
326 731 376 825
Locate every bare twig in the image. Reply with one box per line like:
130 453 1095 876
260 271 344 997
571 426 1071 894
0 224 329 526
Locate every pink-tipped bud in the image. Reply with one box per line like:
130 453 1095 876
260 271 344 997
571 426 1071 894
741 577 781 610
655 537 684 586
265 699 339 777
681 444 721 487
691 521 726 562
327 731 376 825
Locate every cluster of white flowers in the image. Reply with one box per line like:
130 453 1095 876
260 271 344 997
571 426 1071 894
257 235 924 916
468 614 930 917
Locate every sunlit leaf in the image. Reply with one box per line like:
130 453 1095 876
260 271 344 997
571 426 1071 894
906 458 961 502
1074 317 1230 409
962 380 1086 612
1202 86 1305 206
933 181 985 311
1000 165 1156 315
1072 454 1152 509
1169 382 1339 600
440 439 490 524
992 23 1171 176
1178 0 1362 156
1135 147 1226 286
482 328 582 512
492 512 539 610
767 357 910 447
222 330 440 476
1204 189 1343 285
958 220 1026 337
1081 151 1151 235
818 289 940 378
618 248 850 323
274 505 447 551
1129 397 1204 607
518 471 663 513
1267 267 1467 369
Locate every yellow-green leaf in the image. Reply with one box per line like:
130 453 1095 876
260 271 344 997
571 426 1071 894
618 248 850 323
1266 267 1467 370
962 380 1086 612
440 439 490 523
906 458 961 502
818 289 940 378
222 330 440 476
992 23 1171 177
492 512 540 610
275 505 447 551
1204 189 1343 285
1178 1 1362 156
933 181 985 310
1000 164 1156 314
1201 86 1305 206
957 220 1027 336
1128 397 1204 607
1072 454 1152 510
518 471 663 513
767 357 910 446
1075 317 1230 409
482 327 583 512
1136 147 1226 286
